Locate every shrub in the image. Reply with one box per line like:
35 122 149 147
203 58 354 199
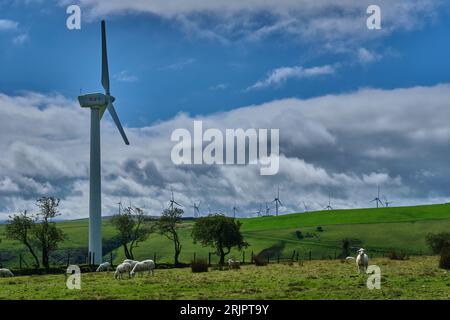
426 232 450 254
254 255 268 266
295 230 304 239
388 250 409 260
316 226 324 232
439 247 450 269
191 259 208 273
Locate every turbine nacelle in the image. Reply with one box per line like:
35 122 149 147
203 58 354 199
78 93 115 109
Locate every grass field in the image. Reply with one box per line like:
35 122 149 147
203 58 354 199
1 204 450 266
0 256 448 300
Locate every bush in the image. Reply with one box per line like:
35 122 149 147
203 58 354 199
388 250 409 260
295 230 304 239
316 226 324 232
191 259 208 273
426 232 450 254
439 247 450 269
254 255 268 266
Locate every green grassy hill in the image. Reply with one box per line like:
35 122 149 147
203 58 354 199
1 204 450 267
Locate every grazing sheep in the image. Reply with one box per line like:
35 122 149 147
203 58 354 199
130 260 155 277
0 268 14 277
96 262 111 272
228 259 240 270
356 248 369 274
114 262 132 279
123 259 139 269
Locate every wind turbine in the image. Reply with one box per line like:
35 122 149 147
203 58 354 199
383 195 393 207
117 199 123 215
78 20 130 264
370 186 385 208
232 204 239 218
324 194 333 210
272 186 283 216
303 201 309 213
265 202 271 216
169 187 182 210
192 201 201 218
255 204 262 217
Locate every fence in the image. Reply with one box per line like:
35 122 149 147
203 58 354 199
0 245 425 271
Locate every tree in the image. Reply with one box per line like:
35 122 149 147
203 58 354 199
32 197 65 270
191 214 248 265
111 205 153 260
158 207 183 266
6 211 40 268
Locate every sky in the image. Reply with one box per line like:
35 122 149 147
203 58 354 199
1 0 450 219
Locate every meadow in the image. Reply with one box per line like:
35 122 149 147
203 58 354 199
1 204 450 266
0 256 448 300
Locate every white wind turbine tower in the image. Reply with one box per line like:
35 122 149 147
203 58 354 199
169 187 182 211
78 20 130 264
370 185 385 208
265 202 271 216
272 186 283 216
192 201 201 218
232 203 239 218
255 204 262 217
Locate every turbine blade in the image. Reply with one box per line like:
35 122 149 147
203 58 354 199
101 21 110 94
108 103 130 145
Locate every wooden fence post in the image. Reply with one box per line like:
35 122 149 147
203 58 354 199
19 253 22 269
193 252 196 263
309 251 312 261
208 252 211 266
67 252 70 267
251 251 254 264
110 252 113 266
153 253 157 264
242 251 245 264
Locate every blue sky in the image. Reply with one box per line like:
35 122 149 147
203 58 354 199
1 1 449 127
2 0 450 218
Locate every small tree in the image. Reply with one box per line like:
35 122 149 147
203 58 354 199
111 205 153 260
6 211 40 268
426 232 450 269
158 207 183 266
32 197 65 270
191 214 248 265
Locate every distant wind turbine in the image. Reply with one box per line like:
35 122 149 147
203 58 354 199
272 186 283 216
265 202 271 216
324 194 333 210
256 204 262 217
370 186 385 208
192 201 201 218
169 187 182 210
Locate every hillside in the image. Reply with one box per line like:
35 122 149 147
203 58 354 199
1 204 450 267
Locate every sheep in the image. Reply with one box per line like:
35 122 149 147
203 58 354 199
228 259 240 270
0 268 14 278
356 248 369 274
114 262 132 279
123 259 139 269
96 262 111 272
130 260 155 277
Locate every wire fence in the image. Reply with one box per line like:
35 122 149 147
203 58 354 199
0 244 425 271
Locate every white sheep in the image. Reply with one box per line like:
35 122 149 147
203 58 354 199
130 259 155 277
123 259 139 269
114 262 132 279
356 248 369 274
96 262 111 272
228 259 240 270
0 268 14 277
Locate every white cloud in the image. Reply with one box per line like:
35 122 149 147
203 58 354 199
0 19 19 31
248 64 335 90
2 84 450 219
70 0 445 46
113 70 138 83
12 33 29 45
